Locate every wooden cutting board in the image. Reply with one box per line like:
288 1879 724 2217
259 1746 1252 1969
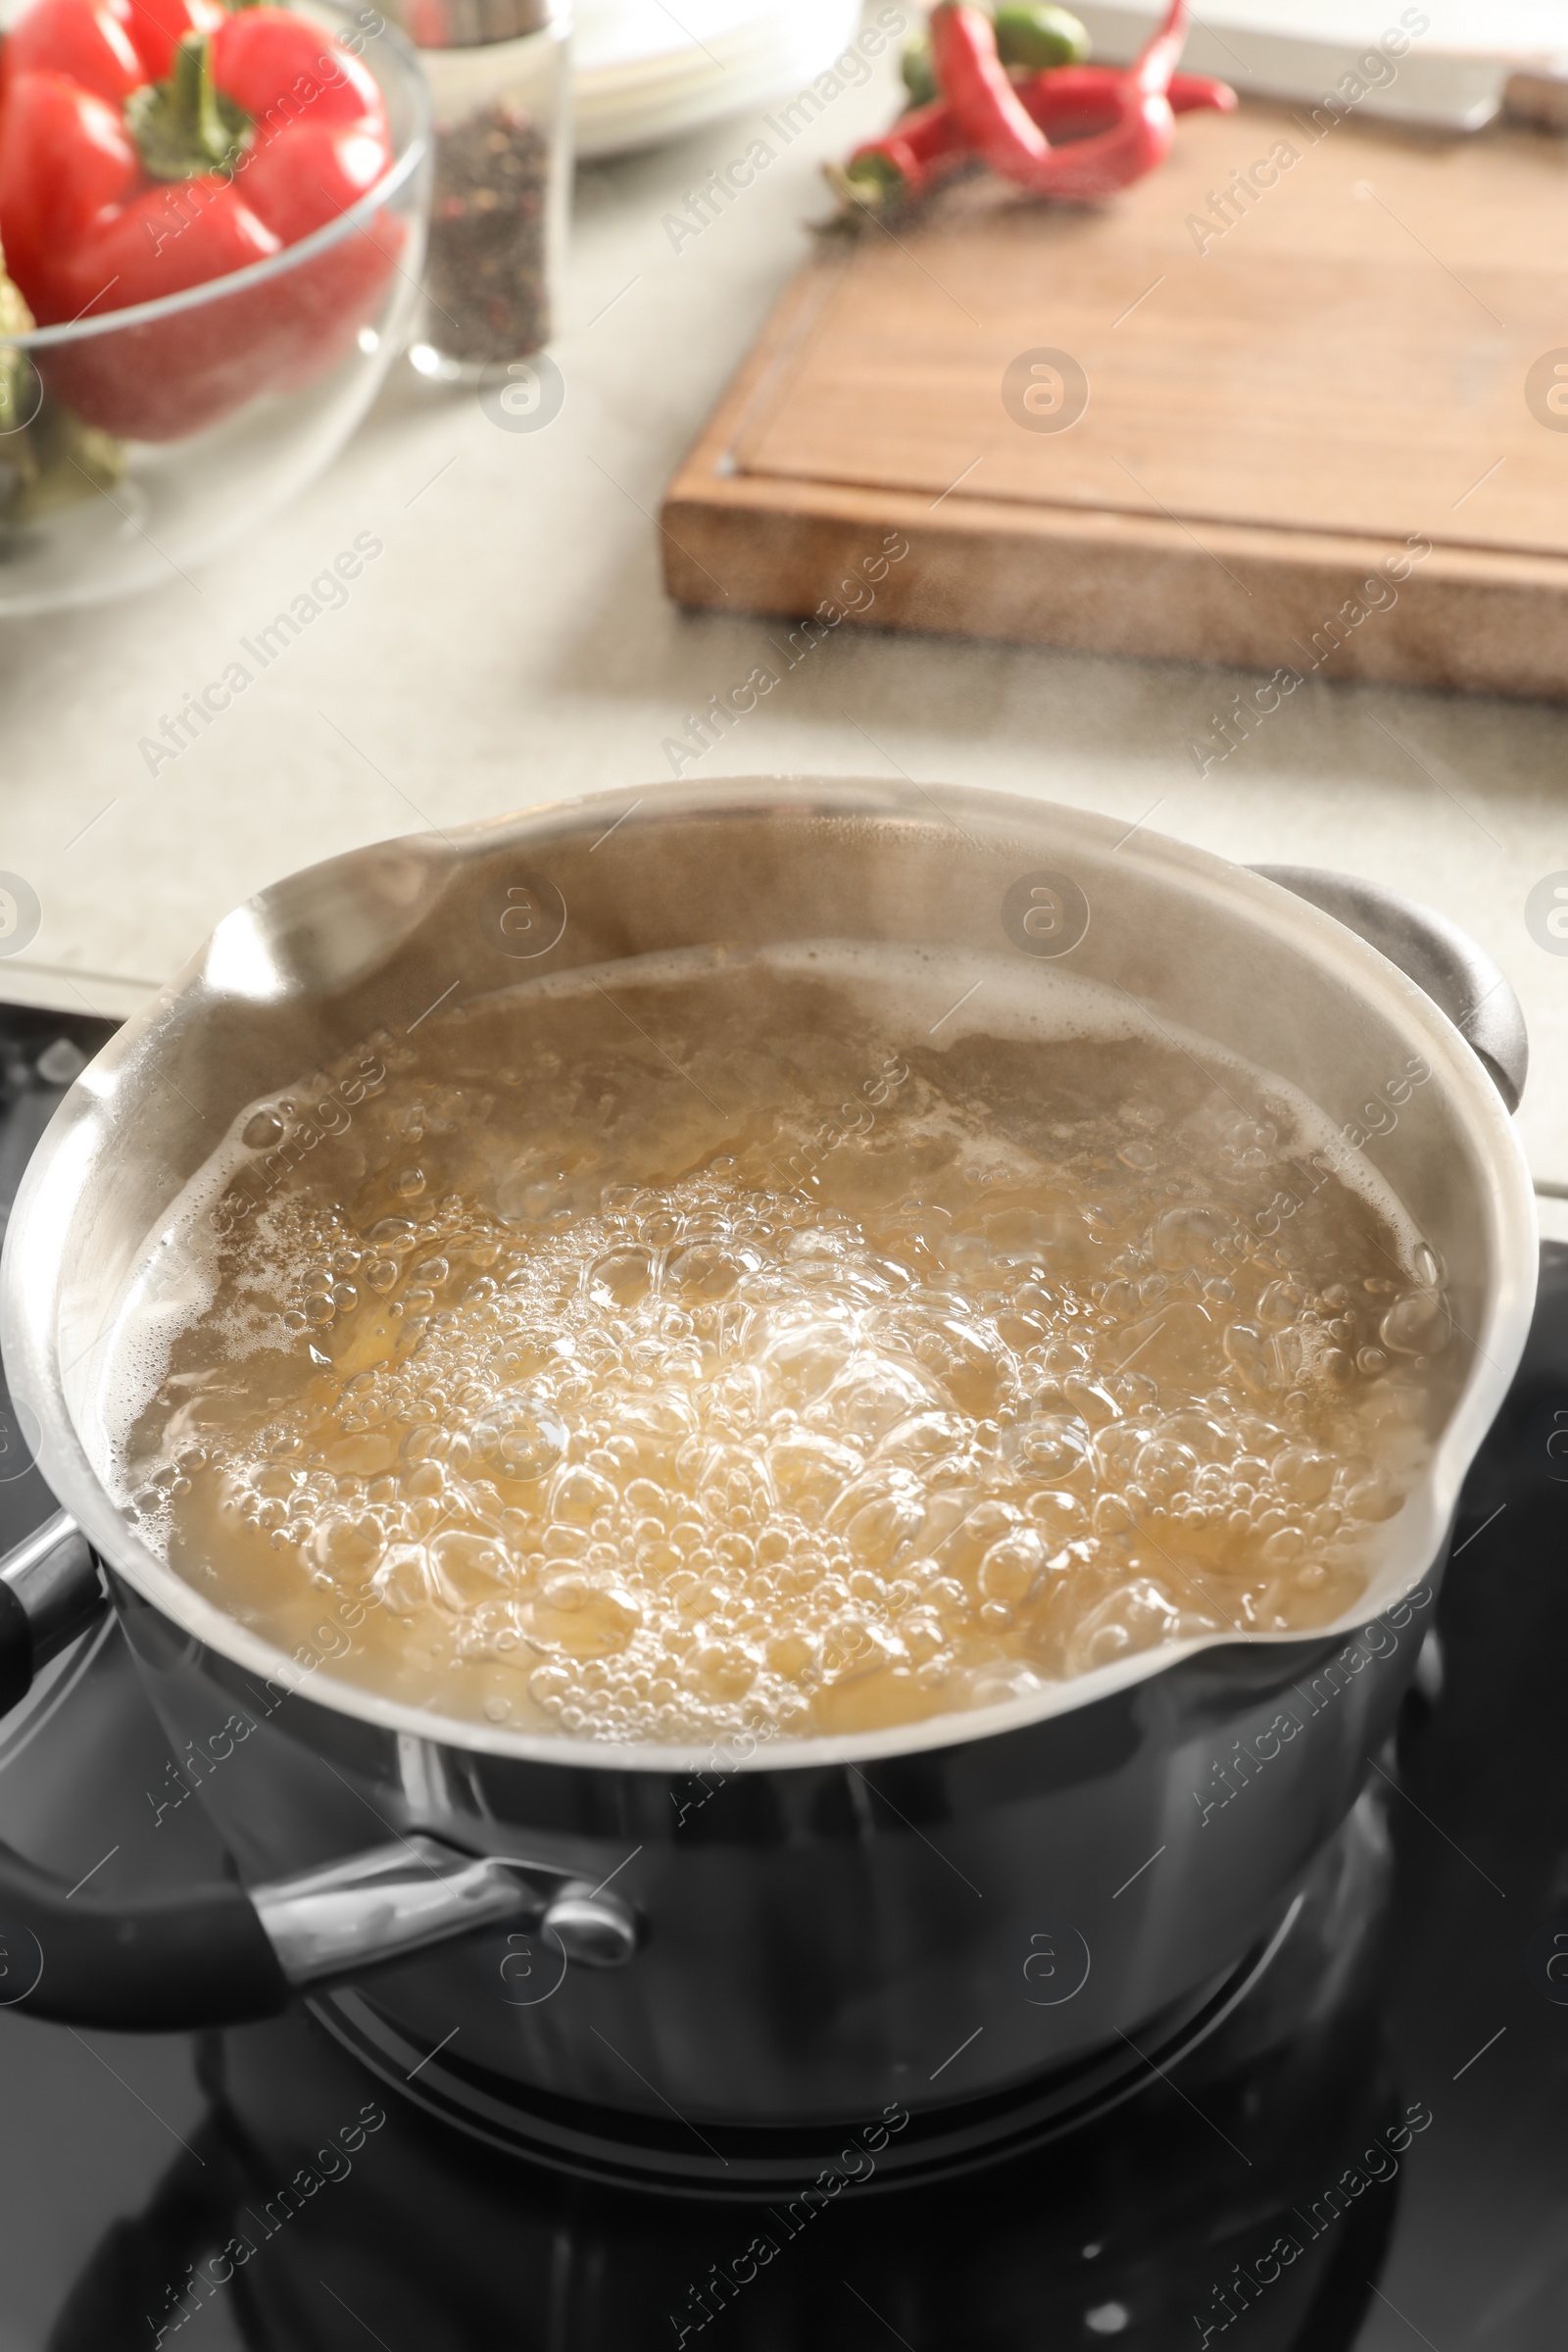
661 101 1568 699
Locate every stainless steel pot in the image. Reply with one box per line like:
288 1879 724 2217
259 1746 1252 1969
0 783 1537 2180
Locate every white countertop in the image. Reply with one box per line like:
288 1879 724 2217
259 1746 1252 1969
4 29 1567 1211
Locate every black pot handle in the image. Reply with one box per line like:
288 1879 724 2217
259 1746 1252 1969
0 1511 110 1711
0 1515 637 2029
0 1513 291 2029
1252 865 1528 1113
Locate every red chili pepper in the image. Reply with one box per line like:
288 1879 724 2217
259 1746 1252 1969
927 2 1047 180
1021 63 1235 134
0 0 399 440
838 94 959 204
930 0 1203 200
841 60 1232 211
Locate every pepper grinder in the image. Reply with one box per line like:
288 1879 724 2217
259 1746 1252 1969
394 0 571 380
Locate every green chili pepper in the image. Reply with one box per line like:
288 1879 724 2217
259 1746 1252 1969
994 5 1091 70
901 35 940 105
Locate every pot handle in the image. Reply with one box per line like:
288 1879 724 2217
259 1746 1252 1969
0 1516 292 2028
1251 865 1528 1113
0 1516 637 2029
0 1510 105 1711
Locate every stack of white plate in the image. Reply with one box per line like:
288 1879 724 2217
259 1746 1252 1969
572 0 867 159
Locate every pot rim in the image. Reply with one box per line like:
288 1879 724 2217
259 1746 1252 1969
0 778 1539 1773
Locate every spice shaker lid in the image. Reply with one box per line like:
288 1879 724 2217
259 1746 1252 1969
388 0 554 48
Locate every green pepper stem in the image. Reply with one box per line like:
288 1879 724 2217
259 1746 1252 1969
126 33 252 183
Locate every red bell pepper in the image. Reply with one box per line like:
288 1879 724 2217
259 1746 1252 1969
0 0 226 107
930 0 1205 201
0 0 399 440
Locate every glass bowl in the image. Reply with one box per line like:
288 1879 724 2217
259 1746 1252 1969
0 0 431 615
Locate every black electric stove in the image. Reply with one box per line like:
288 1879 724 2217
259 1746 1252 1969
0 1009 1564 2352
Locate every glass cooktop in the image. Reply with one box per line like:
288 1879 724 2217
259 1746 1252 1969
0 1007 1563 2351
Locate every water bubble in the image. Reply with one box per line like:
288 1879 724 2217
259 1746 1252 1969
978 1528 1047 1603
667 1240 757 1298
1133 1439 1196 1496
1274 1445 1334 1504
690 1641 760 1696
822 1353 938 1444
1380 1291 1449 1357
373 1544 435 1613
529 1576 641 1656
1344 1474 1401 1523
1009 1414 1091 1481
471 1396 566 1484
588 1247 655 1305
429 1531 512 1606
768 1431 862 1518
550 1463 617 1525
1223 1322 1274 1392
842 1482 925 1566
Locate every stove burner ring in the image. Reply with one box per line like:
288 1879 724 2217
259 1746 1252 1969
309 1890 1304 2200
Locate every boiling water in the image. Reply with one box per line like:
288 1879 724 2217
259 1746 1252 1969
108 948 1456 1744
